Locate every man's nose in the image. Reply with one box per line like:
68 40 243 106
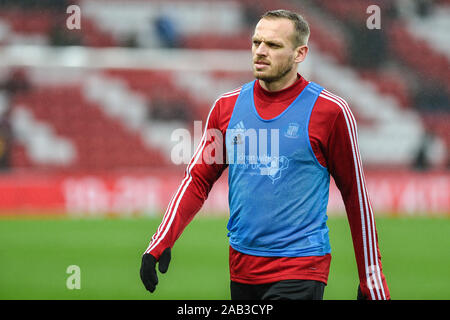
255 43 268 56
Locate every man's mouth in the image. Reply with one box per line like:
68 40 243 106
254 61 270 69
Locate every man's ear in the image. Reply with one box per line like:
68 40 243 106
294 45 309 63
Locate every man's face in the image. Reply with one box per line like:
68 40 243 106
251 18 299 83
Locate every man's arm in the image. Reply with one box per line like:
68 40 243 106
143 100 228 260
320 90 390 300
140 92 236 292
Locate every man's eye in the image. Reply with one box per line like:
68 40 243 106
252 41 261 46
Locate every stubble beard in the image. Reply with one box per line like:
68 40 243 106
253 59 295 84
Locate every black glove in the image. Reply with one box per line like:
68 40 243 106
357 285 367 300
140 247 171 293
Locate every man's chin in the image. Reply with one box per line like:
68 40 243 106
254 72 277 83
253 64 294 83
253 70 273 81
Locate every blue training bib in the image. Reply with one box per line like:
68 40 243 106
225 81 331 257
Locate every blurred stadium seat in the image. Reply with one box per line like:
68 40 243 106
0 0 448 215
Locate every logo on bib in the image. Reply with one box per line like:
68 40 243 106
284 122 300 139
259 156 290 183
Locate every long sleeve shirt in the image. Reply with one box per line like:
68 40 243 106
144 74 390 300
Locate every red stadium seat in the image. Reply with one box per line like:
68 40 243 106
11 85 171 171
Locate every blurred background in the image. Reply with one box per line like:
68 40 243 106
0 0 448 300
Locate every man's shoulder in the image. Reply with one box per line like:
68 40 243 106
204 86 242 129
212 86 242 112
314 86 351 116
216 86 242 103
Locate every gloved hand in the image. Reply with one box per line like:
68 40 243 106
357 285 367 300
140 247 171 293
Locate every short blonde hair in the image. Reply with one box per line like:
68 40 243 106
260 9 310 46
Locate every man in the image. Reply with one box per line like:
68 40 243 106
140 9 390 300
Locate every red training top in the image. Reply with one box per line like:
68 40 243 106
145 74 390 300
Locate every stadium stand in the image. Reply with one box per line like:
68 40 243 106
309 0 449 167
0 0 448 173
11 83 170 170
